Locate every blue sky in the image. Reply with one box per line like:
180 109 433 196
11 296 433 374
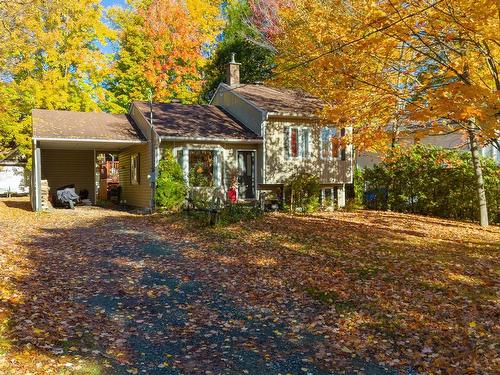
98 0 128 54
101 0 128 8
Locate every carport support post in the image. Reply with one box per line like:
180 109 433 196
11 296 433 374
32 140 42 211
93 149 97 204
337 184 346 209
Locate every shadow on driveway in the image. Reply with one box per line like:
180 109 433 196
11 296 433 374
7 213 405 374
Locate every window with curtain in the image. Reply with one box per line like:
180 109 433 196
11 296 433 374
285 126 311 159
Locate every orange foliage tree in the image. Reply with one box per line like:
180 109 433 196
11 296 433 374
142 0 223 101
261 0 499 226
108 0 222 107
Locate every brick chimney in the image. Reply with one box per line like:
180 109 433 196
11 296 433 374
226 53 240 86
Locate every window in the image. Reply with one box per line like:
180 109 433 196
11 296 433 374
285 126 311 159
321 187 335 207
321 128 334 159
321 127 347 160
188 150 214 187
131 153 139 185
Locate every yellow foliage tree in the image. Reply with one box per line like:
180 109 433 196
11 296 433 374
0 0 116 157
268 0 499 226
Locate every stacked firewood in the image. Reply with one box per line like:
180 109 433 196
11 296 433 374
40 179 51 210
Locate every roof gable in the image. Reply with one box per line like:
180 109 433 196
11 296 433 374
229 84 323 117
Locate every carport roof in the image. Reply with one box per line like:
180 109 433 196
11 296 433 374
32 109 145 142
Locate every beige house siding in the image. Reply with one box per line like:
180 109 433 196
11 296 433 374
211 85 264 136
40 149 95 201
118 143 152 209
264 118 353 185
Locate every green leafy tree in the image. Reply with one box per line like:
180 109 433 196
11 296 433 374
201 0 275 102
155 150 187 211
105 4 153 111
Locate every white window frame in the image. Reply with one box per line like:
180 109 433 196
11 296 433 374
130 153 139 185
287 126 311 160
320 127 351 161
320 127 337 161
172 146 222 188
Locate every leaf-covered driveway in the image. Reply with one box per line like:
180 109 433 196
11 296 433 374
0 198 498 374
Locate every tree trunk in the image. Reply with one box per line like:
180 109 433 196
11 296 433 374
467 128 489 227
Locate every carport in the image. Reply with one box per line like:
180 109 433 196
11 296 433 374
31 109 147 211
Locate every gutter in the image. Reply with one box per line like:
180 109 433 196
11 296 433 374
159 136 263 144
267 112 320 120
32 137 147 143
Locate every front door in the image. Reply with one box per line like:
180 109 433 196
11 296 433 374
237 151 255 199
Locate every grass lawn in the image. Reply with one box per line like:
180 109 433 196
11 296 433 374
0 197 498 374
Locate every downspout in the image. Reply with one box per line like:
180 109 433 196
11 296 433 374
262 112 268 185
149 96 156 213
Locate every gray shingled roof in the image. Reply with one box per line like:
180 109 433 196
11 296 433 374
231 84 323 116
133 101 260 140
32 109 145 141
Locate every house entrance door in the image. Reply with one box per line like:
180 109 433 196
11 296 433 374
237 151 255 199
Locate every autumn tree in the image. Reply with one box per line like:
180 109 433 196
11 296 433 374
0 0 115 157
201 0 276 101
264 0 499 226
108 0 223 109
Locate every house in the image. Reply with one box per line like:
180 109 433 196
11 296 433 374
0 148 29 196
30 58 353 211
357 131 499 169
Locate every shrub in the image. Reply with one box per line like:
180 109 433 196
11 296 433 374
155 150 187 211
188 199 262 227
284 172 321 212
217 203 262 225
363 145 500 223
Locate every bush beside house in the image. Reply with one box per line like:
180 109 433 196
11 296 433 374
362 145 499 223
284 172 321 213
155 151 187 211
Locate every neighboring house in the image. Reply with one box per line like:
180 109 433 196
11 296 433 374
357 131 499 169
0 148 29 196
30 59 353 212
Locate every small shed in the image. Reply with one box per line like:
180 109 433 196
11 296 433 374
0 148 29 196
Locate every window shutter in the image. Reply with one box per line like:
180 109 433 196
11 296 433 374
304 128 311 158
284 126 290 159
